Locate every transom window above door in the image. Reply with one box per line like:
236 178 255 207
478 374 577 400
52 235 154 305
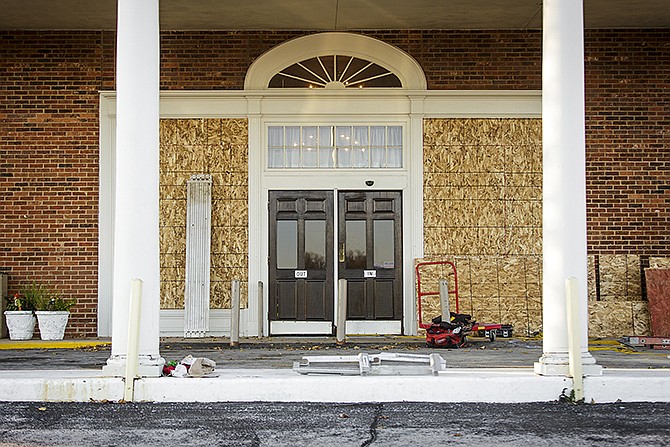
268 125 403 169
269 55 402 89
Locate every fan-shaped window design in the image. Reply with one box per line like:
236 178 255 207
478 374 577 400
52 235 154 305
269 55 402 89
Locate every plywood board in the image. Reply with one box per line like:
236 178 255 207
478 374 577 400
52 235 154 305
588 302 634 338
498 296 531 335
159 118 249 310
599 255 641 301
632 302 652 336
470 296 502 324
650 257 670 269
587 255 597 301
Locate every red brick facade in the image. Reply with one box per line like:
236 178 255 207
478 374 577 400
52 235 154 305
1 30 668 336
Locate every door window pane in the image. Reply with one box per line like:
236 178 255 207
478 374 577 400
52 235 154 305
345 220 367 269
276 220 298 269
305 220 326 269
374 220 394 269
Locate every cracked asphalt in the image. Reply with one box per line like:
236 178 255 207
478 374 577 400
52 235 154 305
1 401 670 446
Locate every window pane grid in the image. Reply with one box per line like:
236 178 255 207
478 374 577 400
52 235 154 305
268 125 402 169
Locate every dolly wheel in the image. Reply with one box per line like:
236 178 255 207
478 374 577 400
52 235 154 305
489 331 497 342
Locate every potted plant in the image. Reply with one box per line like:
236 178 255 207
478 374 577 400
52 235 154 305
4 292 36 340
23 282 76 341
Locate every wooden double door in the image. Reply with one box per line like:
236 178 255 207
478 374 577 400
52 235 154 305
269 190 402 334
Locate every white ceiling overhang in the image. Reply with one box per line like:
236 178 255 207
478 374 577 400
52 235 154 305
1 0 669 31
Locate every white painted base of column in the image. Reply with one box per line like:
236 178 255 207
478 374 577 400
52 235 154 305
534 352 602 376
103 355 165 378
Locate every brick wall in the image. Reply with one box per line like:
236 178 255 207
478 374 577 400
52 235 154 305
1 29 667 337
0 32 115 337
584 31 670 261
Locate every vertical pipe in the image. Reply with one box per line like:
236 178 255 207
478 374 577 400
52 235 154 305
257 280 264 337
124 278 143 402
439 279 450 320
566 277 584 401
230 279 240 347
336 279 347 345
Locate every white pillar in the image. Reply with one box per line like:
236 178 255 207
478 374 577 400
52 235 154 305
103 0 164 377
535 0 601 376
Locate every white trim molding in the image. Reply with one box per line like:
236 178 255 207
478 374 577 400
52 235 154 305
245 32 427 90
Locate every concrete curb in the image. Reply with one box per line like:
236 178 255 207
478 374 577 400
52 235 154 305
2 368 670 404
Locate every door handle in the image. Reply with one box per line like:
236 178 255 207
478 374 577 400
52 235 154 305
339 243 345 263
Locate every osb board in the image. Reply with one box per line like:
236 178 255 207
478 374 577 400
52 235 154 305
589 301 651 338
631 302 651 336
587 256 597 301
598 255 642 301
525 295 543 336
499 296 534 335
469 296 502 324
159 118 249 310
423 118 542 258
650 257 670 269
423 119 542 147
589 302 633 338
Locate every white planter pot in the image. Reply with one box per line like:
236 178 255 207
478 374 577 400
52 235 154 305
4 311 36 340
35 311 70 340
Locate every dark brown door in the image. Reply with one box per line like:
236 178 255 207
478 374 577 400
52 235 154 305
338 191 402 321
269 191 334 322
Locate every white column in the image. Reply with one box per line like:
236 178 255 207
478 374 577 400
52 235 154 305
535 0 601 376
103 0 164 377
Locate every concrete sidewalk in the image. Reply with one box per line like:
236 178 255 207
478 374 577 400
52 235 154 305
0 336 668 403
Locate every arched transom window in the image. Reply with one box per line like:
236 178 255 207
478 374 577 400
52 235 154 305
269 55 402 89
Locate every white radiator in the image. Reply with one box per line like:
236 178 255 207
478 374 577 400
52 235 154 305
184 174 212 338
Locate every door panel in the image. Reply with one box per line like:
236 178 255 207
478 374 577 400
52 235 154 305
269 191 334 323
373 280 395 319
338 191 402 321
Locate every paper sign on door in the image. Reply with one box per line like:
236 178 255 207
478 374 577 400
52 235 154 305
295 270 308 278
364 270 377 278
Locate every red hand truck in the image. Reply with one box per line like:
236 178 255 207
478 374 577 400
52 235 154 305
416 260 502 348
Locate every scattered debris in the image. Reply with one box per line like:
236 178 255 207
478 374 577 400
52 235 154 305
163 355 216 377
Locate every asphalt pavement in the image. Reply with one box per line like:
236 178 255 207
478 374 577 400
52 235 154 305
1 400 670 446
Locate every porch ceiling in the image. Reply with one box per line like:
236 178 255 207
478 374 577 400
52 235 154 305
2 0 669 31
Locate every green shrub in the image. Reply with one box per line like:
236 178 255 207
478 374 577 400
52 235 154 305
20 281 76 312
